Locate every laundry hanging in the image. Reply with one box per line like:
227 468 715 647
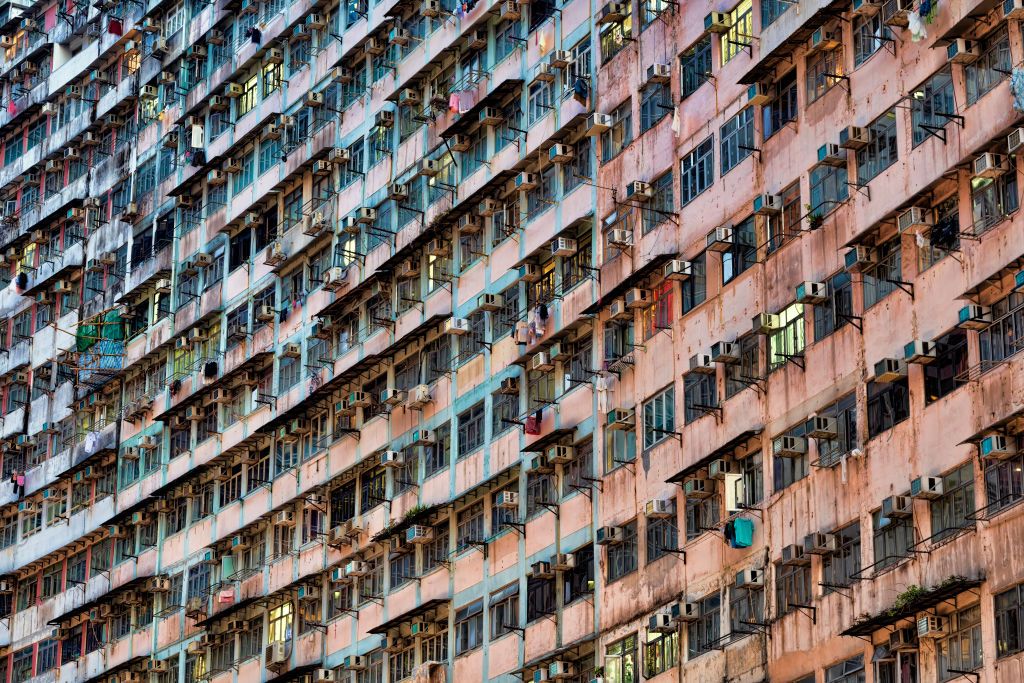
1011 67 1024 112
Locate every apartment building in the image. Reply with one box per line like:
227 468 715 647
0 0 1022 678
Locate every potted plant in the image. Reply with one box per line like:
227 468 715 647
806 204 824 230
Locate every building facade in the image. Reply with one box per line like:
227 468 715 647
0 0 1022 679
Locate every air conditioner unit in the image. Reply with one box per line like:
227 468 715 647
874 357 907 382
818 143 846 166
663 259 692 281
897 206 932 234
620 288 648 309
881 495 913 519
598 2 627 23
323 266 348 291
406 524 433 544
746 82 773 106
595 526 623 545
375 110 394 128
411 429 436 446
752 312 780 335
445 317 470 335
794 281 827 304
689 353 715 375
549 236 576 257
380 450 404 468
422 0 442 16
500 0 521 20
852 0 881 14
492 491 518 510
981 434 1016 459
645 497 674 519
839 125 871 149
805 415 838 439
706 226 734 252
547 143 574 164
736 567 764 588
146 576 171 592
531 352 554 372
947 38 980 64
607 408 635 430
773 435 807 458
345 560 369 577
546 444 574 464
530 454 553 473
476 293 503 312
519 263 542 283
459 214 482 235
672 601 700 622
803 532 838 555
889 626 918 651
809 27 841 52
974 152 1009 178
844 246 876 271
958 304 992 330
550 553 575 572
903 340 936 364
910 476 944 499
704 11 731 32
140 85 158 100
708 459 734 479
380 388 406 406
585 112 613 136
342 655 367 670
407 384 431 409
515 172 539 192
781 544 809 566
684 477 712 498
644 63 671 87
918 616 948 639
273 510 295 526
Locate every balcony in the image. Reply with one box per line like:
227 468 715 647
0 494 115 575
24 240 84 294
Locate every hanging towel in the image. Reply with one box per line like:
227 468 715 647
458 89 475 114
248 27 262 44
448 92 460 113
908 11 927 41
108 18 123 35
671 106 681 136
732 517 755 548
524 415 540 434
724 520 736 546
7 100 16 116
1012 67 1024 112
572 78 589 107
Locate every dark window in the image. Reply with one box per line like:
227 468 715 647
645 502 678 562
526 576 555 622
686 593 721 657
722 216 756 284
813 271 854 341
680 137 714 206
996 584 1024 658
725 335 761 398
764 70 797 139
856 109 898 184
866 378 910 438
679 38 711 99
808 163 848 215
872 506 914 571
923 330 968 404
980 291 1024 370
683 373 717 424
681 253 707 314
815 393 858 468
965 26 1010 105
911 67 956 147
774 561 810 616
930 463 975 542
606 521 638 581
563 544 594 604
821 523 861 593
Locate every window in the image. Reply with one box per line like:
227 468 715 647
722 216 756 284
643 628 678 678
687 593 721 657
965 26 1010 105
936 605 982 680
640 280 673 340
813 271 853 340
919 195 960 271
720 108 754 175
527 81 552 125
856 110 898 184
911 67 955 147
764 70 797 139
720 0 752 64
456 501 484 551
774 560 811 616
806 45 844 102
526 575 555 622
971 165 1018 235
600 100 632 162
680 137 714 205
872 505 913 571
422 521 450 572
606 520 638 581
605 634 637 683
730 581 764 635
683 372 716 424
979 291 1024 370
867 378 910 437
646 501 678 562
457 402 484 458
605 424 637 473
458 312 486 362
853 14 888 66
642 172 673 234
996 583 1024 657
821 523 861 593
237 75 258 117
680 37 711 99
643 386 675 449
773 423 808 491
930 463 975 543
685 492 720 540
923 330 968 404
815 393 858 468
489 584 519 638
599 4 632 62
454 600 483 654
769 303 805 370
825 655 864 683
862 238 902 309
641 0 670 27
808 163 849 218
681 253 707 313
639 83 669 132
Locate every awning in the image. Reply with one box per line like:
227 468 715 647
449 462 520 510
581 253 676 315
267 664 323 683
840 576 984 636
512 632 598 677
521 427 577 453
368 598 449 634
666 429 763 484
82 656 146 683
193 594 263 628
936 0 1002 43
48 575 152 625
737 0 848 85
439 79 524 139
958 253 1024 302
370 501 449 543
958 408 1024 446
